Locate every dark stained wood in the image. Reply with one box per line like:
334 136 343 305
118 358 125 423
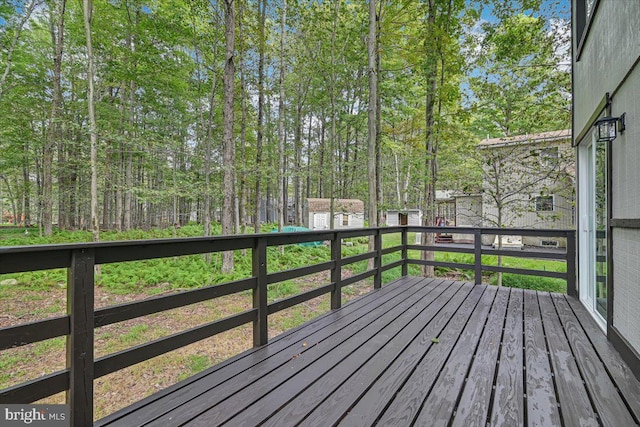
408 259 475 271
340 269 376 287
252 236 268 346
67 248 95 427
266 260 333 284
484 248 567 260
0 370 68 403
407 244 475 254
538 292 598 427
94 278 255 327
490 287 524 426
260 280 458 427
153 279 451 426
335 282 474 426
483 264 566 279
266 283 334 314
381 244 403 255
93 278 640 427
551 293 637 427
223 280 456 427
523 290 561 426
412 285 498 426
341 250 375 266
98 276 427 427
450 286 510 427
375 285 488 426
94 310 256 378
565 296 640 420
0 315 69 350
474 229 482 284
381 259 404 272
330 234 342 309
565 231 577 296
374 229 382 289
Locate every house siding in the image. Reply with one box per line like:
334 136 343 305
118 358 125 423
573 1 640 139
574 0 640 359
479 133 575 246
613 229 640 354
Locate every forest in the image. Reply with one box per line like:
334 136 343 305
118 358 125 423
0 0 571 240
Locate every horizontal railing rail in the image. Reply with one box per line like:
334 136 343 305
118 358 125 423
0 225 575 426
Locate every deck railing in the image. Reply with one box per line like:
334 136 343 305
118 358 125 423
0 226 575 425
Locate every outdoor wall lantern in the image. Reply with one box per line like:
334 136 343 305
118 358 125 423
594 113 626 142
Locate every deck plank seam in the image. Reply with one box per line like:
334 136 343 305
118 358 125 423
370 282 482 426
561 295 640 426
448 286 502 426
132 277 432 427
250 279 457 427
537 291 566 427
408 285 494 426
486 286 512 427
174 279 453 426
287 279 459 427
98 276 426 426
334 280 474 427
448 285 504 426
548 293 602 425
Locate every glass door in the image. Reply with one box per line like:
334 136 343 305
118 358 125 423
579 131 607 328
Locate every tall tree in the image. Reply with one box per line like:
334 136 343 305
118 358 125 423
82 0 99 243
367 0 377 230
277 0 287 230
43 0 66 236
221 0 236 272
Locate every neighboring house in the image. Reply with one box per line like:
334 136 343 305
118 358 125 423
573 0 640 375
386 209 422 226
478 129 575 247
303 198 364 230
452 194 483 227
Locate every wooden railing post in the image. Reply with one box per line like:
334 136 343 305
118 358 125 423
67 248 95 427
331 232 342 309
252 237 268 346
566 230 577 296
401 227 408 277
374 228 382 289
474 229 482 285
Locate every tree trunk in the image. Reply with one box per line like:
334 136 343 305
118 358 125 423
277 0 287 231
83 0 99 248
421 0 437 277
254 0 266 233
221 0 236 273
238 0 248 236
43 0 66 236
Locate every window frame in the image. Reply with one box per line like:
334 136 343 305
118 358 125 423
535 195 555 212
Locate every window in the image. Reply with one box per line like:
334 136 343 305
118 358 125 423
342 214 349 226
530 147 559 167
575 0 600 59
535 195 554 212
539 147 559 167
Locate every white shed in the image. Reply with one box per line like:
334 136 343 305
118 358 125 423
386 209 423 226
304 198 365 230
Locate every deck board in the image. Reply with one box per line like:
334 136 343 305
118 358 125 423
538 292 598 427
96 276 640 427
523 289 561 426
490 287 525 426
450 286 510 427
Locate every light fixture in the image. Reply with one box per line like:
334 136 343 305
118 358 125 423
594 113 626 142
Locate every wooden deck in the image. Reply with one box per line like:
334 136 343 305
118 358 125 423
97 277 640 427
